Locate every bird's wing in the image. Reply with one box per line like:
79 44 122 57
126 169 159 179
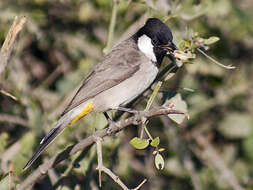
62 38 148 115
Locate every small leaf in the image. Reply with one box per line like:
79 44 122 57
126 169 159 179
150 137 160 147
184 40 192 48
0 173 8 182
204 36 220 45
0 173 9 190
168 93 188 124
155 153 165 170
158 148 165 152
130 137 149 150
153 150 157 155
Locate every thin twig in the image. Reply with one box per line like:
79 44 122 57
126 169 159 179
0 114 30 127
17 106 185 190
95 137 147 190
140 81 162 139
95 137 129 189
145 81 162 111
133 179 147 190
103 0 119 54
0 88 17 101
197 48 236 70
95 137 103 187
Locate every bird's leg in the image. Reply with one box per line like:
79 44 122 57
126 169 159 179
103 112 116 135
104 112 113 124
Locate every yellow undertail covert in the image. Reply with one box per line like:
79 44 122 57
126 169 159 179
70 102 93 125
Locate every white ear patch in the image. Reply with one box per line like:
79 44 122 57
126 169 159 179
137 34 157 62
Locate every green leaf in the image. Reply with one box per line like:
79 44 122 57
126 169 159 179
130 137 149 150
0 173 9 190
168 93 188 124
184 40 192 48
0 173 8 182
155 153 165 170
178 40 190 50
204 36 220 45
150 137 160 147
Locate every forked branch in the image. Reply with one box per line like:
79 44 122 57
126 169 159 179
17 105 185 190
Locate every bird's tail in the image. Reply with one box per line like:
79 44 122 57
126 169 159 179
23 102 93 170
23 116 70 170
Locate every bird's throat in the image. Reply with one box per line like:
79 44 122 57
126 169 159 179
137 34 157 62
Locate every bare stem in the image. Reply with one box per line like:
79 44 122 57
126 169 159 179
0 89 17 101
103 0 118 54
95 136 147 190
140 81 162 139
95 137 129 189
17 106 184 190
197 48 236 70
0 16 26 100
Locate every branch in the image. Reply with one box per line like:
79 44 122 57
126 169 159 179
17 105 185 190
196 48 236 70
0 16 27 78
0 16 26 100
0 88 17 101
95 137 147 190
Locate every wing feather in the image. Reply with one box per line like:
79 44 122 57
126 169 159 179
62 37 146 115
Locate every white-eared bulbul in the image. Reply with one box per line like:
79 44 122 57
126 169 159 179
24 18 177 170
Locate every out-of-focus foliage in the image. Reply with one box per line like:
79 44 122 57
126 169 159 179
1 0 253 189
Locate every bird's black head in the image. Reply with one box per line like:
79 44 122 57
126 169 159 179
134 18 177 67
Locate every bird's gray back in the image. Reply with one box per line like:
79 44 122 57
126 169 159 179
62 37 150 115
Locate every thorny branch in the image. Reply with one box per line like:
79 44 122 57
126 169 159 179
17 105 185 190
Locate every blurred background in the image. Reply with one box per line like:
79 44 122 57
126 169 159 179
1 0 253 189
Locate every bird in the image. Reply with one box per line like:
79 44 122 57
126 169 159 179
23 18 177 170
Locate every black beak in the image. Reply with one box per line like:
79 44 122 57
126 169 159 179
159 42 177 52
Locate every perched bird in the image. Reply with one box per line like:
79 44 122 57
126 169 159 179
24 18 177 170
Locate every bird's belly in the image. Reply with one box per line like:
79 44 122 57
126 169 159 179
93 63 158 112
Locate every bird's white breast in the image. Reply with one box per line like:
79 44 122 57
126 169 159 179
137 34 157 62
93 62 158 112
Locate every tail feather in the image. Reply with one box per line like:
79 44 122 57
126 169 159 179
23 101 93 171
23 119 70 171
